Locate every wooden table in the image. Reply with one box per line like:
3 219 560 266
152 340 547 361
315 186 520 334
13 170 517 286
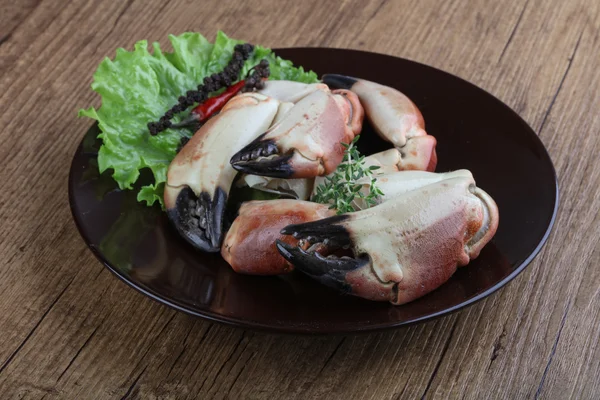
1 0 599 398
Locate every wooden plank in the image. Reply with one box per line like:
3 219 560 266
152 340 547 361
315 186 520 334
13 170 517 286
0 0 598 398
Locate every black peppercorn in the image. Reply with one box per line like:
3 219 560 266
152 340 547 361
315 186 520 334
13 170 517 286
148 43 259 135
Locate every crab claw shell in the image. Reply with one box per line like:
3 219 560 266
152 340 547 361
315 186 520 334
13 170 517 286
257 80 330 103
363 149 404 174
331 89 364 137
278 173 499 305
397 135 437 171
221 200 335 275
322 74 438 173
322 74 425 147
230 88 363 179
165 93 281 252
359 138 437 175
352 169 473 209
361 138 437 173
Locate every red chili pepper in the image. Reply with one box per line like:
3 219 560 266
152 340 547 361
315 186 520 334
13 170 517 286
192 80 246 123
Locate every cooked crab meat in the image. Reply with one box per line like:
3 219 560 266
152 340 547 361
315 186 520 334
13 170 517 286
322 74 437 170
362 146 436 173
230 86 364 178
222 200 335 275
277 172 499 305
164 93 283 252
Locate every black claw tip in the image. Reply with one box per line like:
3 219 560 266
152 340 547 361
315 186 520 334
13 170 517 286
276 241 367 293
231 154 294 178
167 187 227 252
321 74 359 90
230 134 283 172
280 215 352 246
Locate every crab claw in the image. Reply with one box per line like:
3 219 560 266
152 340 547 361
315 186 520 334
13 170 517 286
164 93 281 252
230 88 363 178
222 200 335 275
322 74 437 171
278 172 499 304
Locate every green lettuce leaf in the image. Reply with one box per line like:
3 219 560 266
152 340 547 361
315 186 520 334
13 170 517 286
79 31 319 208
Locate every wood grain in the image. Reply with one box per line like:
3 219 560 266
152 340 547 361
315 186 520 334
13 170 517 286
0 0 598 398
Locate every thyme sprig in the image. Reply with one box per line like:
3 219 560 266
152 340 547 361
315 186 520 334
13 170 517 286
312 135 384 214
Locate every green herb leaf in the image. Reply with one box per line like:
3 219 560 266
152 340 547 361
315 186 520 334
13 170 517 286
311 135 384 214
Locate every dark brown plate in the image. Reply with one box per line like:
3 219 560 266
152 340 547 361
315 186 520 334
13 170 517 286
69 48 558 334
